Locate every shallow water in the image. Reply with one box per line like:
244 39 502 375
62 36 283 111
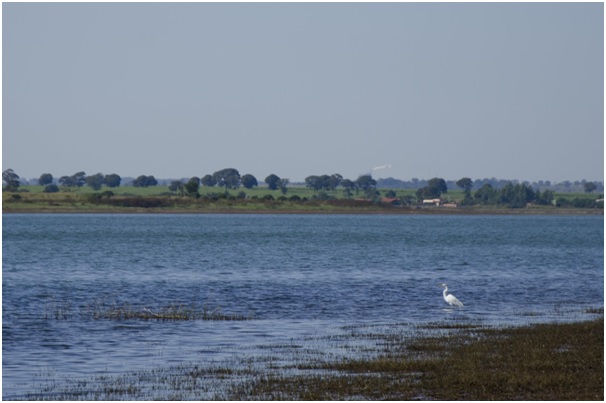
2 213 603 399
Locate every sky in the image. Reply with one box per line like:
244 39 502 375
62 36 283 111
3 2 604 183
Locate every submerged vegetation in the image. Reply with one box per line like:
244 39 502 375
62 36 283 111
42 298 253 321
17 316 603 400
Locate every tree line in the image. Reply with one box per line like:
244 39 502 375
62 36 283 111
377 176 604 194
415 177 601 208
3 168 603 209
2 168 375 196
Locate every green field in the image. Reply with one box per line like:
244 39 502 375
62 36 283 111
15 184 423 199
13 184 596 199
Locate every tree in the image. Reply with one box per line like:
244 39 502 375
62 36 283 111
535 189 554 205
2 169 20 191
103 174 121 188
385 190 397 198
59 175 77 191
146 175 158 187
168 180 185 196
356 175 377 193
474 184 497 205
584 182 597 193
133 175 148 187
305 175 322 192
278 178 289 195
341 179 357 197
265 174 281 190
416 186 440 200
356 175 378 200
428 177 447 194
184 177 200 197
456 177 473 193
456 177 473 203
43 184 60 193
416 177 448 200
38 173 53 186
72 171 87 188
497 182 535 208
212 168 240 189
241 174 258 189
200 174 216 187
86 173 104 190
328 174 343 192
133 175 158 187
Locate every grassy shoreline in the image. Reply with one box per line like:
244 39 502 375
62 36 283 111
2 202 602 215
16 316 604 400
3 207 602 215
236 316 603 401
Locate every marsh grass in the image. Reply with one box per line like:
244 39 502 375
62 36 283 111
262 318 604 400
16 317 603 400
232 317 604 400
43 298 253 321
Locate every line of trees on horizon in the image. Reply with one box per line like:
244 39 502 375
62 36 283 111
3 168 604 202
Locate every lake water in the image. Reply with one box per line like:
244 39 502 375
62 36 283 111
2 213 603 399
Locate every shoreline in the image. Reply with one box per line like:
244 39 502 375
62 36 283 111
11 316 603 400
2 206 603 215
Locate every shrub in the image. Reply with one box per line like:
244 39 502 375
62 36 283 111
572 198 597 208
108 197 173 208
43 184 60 193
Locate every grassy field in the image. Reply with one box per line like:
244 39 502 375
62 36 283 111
10 184 596 200
12 184 423 199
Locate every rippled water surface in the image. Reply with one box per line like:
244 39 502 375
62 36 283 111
3 213 603 398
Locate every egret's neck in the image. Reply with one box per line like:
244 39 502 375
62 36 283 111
442 287 448 298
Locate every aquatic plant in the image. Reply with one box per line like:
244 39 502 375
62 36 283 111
42 298 253 322
229 317 603 400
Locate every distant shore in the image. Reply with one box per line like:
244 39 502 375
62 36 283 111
3 206 602 215
4 184 602 215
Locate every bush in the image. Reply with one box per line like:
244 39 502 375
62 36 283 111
312 191 334 200
43 184 60 193
556 197 600 208
108 197 173 208
572 198 597 208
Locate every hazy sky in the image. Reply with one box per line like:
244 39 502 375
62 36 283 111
3 2 604 182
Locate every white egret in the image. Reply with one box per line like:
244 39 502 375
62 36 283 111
440 283 464 307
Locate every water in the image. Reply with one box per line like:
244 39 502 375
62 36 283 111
3 213 603 399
